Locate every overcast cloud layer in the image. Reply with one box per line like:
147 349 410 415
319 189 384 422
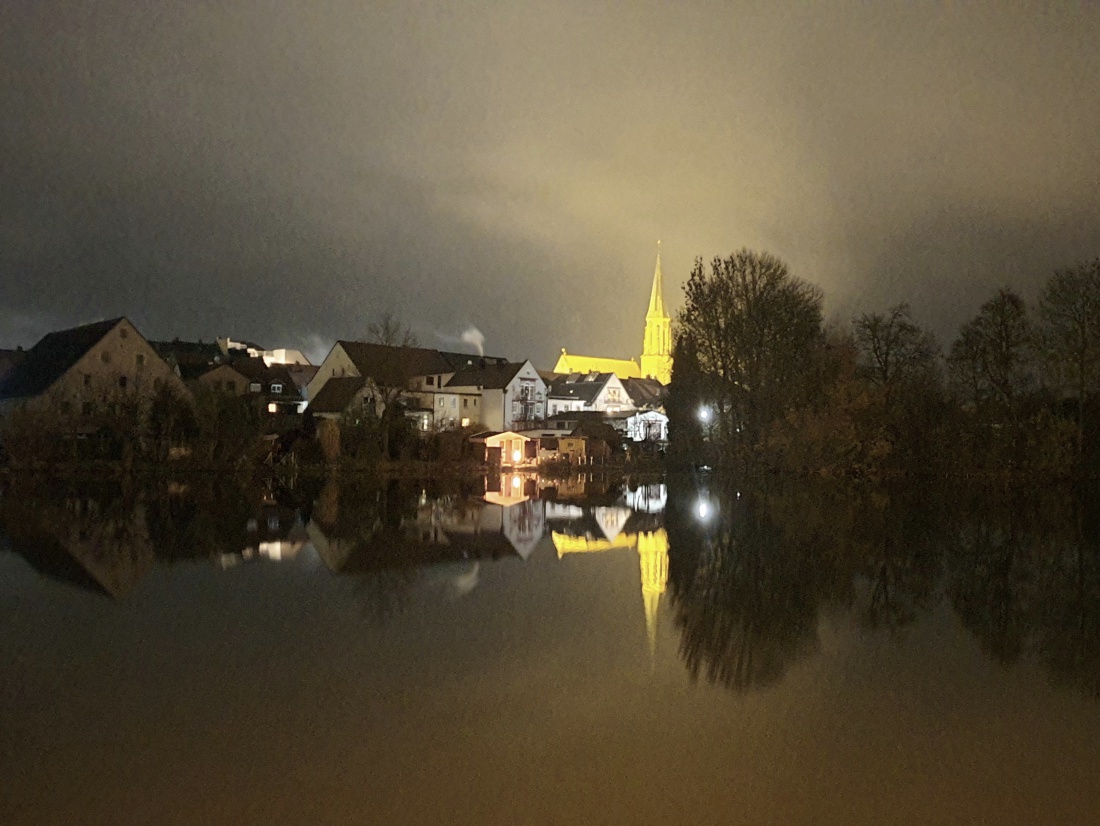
3 2 1100 364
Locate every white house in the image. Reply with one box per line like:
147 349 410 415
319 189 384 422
546 372 635 417
444 360 546 432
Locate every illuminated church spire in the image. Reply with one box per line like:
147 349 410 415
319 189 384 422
640 241 673 384
647 240 668 320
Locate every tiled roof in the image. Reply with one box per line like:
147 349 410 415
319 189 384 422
0 317 123 400
338 341 453 387
621 377 666 408
437 351 510 371
446 361 526 390
308 376 368 414
547 372 612 404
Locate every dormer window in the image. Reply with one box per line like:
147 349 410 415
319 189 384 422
271 383 283 394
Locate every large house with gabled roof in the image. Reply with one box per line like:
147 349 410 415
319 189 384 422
0 317 187 421
444 360 546 432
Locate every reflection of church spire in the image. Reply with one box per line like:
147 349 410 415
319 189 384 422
637 529 669 666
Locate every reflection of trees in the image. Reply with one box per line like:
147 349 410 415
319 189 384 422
945 487 1100 697
850 486 944 633
667 481 829 692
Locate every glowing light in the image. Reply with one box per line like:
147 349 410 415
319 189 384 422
698 406 711 423
696 499 714 521
461 417 470 427
512 449 522 463
512 476 521 489
267 403 278 414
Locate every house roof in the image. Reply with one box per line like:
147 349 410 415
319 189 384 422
621 376 666 408
446 361 528 390
151 339 224 366
337 341 453 386
284 363 319 389
308 376 368 414
547 372 613 404
0 317 124 400
437 351 510 372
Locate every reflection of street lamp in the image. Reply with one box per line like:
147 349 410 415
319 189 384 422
512 475 521 489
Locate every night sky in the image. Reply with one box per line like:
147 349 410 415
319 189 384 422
3 2 1100 365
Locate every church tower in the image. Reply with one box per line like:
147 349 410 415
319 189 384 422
640 242 673 385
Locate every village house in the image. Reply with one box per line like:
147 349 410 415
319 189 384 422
546 371 634 416
194 357 305 415
0 317 187 421
308 341 460 430
306 376 378 421
444 360 546 432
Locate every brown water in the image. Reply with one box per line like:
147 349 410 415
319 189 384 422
1 474 1098 825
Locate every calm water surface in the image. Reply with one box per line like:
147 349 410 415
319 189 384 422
2 473 1098 825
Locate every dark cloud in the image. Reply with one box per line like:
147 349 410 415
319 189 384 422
3 2 1099 362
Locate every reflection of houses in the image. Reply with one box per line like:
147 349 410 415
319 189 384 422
307 483 546 584
2 496 155 599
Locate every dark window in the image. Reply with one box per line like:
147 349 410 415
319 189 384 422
463 398 468 408
119 327 128 339
426 376 435 386
82 401 93 416
59 400 71 414
118 376 127 389
100 351 111 364
83 374 91 386
135 354 145 367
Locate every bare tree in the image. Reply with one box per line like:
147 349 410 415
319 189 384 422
1036 259 1100 447
852 303 939 398
366 311 418 348
947 288 1033 413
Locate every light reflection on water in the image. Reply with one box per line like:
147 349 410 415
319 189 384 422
2 473 1100 824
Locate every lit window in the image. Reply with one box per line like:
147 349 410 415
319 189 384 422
439 398 445 407
268 403 278 413
271 383 283 394
461 417 470 427
249 382 261 392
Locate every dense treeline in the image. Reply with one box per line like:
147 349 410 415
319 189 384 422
668 251 1100 478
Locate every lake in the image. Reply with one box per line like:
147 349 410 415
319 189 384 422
2 472 1098 825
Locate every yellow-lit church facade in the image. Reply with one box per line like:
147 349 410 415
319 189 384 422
553 244 674 385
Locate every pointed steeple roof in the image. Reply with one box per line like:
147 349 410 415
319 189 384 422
646 241 668 320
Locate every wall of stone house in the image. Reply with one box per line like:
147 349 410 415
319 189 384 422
196 365 247 395
44 319 187 417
